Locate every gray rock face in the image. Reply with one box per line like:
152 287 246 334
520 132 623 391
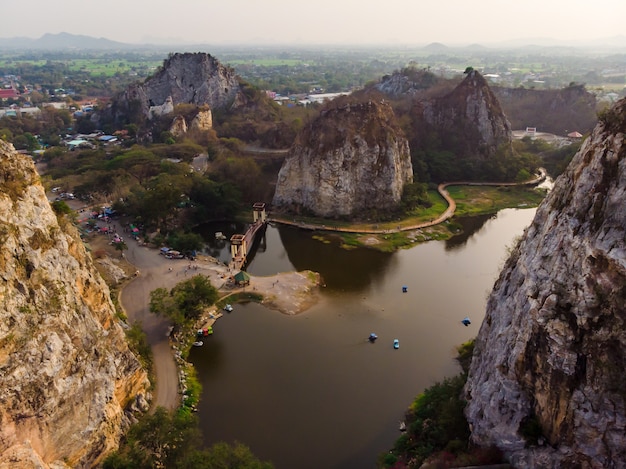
0 141 149 468
465 98 626 468
116 52 242 120
423 70 512 157
272 99 413 218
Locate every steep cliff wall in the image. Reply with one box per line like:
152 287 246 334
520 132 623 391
422 70 513 159
272 98 413 218
465 98 626 467
108 52 243 123
493 84 598 135
0 141 149 468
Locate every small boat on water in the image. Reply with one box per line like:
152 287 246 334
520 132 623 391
399 421 407 432
192 341 203 347
224 304 233 312
393 339 400 349
462 317 471 326
368 333 378 342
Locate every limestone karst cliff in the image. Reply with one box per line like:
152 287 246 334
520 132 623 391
464 98 626 467
272 98 413 218
493 83 598 136
105 52 242 125
0 141 149 468
374 69 515 181
421 69 513 160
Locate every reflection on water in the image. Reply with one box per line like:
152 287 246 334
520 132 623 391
446 213 496 250
194 221 245 262
276 226 396 291
190 208 538 469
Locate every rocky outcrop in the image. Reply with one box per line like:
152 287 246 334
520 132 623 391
0 140 149 468
493 83 598 136
190 109 213 132
375 67 441 97
422 70 513 159
108 52 243 123
272 98 413 218
169 115 188 138
465 98 626 467
149 95 174 119
373 69 515 181
168 108 213 139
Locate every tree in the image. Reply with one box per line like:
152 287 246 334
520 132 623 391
103 408 274 469
51 200 72 216
167 231 204 254
150 275 218 326
113 240 128 258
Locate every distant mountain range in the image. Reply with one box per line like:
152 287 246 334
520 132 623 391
0 32 152 51
0 32 625 52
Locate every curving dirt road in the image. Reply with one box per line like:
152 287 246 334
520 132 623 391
118 234 182 411
114 222 320 411
269 168 546 234
110 169 545 411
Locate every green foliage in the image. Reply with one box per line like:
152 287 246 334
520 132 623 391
151 142 205 163
209 155 264 203
381 339 504 468
167 231 204 254
51 200 72 216
150 275 218 326
384 374 469 468
12 132 40 151
103 407 274 469
107 147 162 186
401 182 432 213
113 240 128 257
455 339 475 374
125 321 153 373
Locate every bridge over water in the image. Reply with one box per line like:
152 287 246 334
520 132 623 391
229 202 267 272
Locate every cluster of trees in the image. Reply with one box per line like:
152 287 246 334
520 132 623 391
103 407 273 469
0 106 72 148
43 138 273 233
149 275 218 327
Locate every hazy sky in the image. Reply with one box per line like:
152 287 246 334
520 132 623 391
2 0 625 46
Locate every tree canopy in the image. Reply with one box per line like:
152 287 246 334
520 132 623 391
103 407 274 469
149 275 219 326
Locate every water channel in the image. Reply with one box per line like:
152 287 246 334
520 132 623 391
189 207 538 468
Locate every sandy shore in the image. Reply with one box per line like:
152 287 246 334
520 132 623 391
87 219 320 410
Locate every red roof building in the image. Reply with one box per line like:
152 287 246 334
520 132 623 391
0 88 19 100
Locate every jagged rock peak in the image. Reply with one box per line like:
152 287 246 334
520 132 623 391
272 98 413 218
115 52 243 121
464 97 626 467
0 140 149 468
375 66 439 97
425 69 512 154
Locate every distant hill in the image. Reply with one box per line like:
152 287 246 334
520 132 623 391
0 32 144 50
423 42 449 52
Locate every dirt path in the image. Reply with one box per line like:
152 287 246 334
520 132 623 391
269 168 546 234
91 220 320 411
116 230 183 410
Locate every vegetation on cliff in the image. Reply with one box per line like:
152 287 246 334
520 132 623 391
103 407 274 469
380 340 504 468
